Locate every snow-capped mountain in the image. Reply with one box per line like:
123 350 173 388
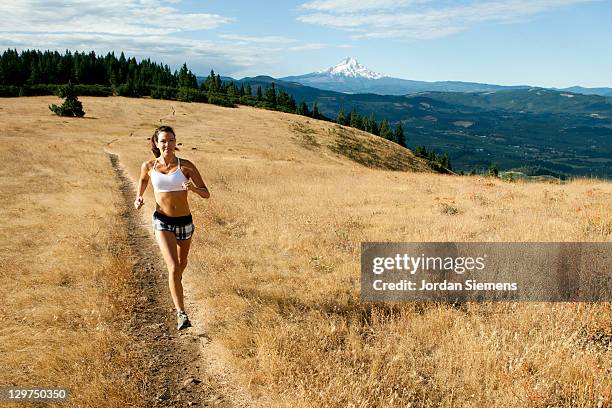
279 57 612 96
280 57 532 95
319 57 384 79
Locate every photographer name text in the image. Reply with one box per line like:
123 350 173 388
372 279 518 291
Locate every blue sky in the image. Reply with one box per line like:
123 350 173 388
1 0 610 88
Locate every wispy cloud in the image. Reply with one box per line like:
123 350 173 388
0 1 277 75
300 0 431 12
0 0 233 36
0 32 270 72
0 1 352 76
286 43 355 51
287 43 327 51
298 0 598 40
217 34 299 44
217 35 349 53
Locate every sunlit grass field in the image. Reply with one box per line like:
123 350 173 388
1 96 610 407
0 99 145 407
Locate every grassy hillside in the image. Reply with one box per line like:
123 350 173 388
234 77 612 178
0 99 145 406
2 96 611 407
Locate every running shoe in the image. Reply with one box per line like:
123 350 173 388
177 311 192 330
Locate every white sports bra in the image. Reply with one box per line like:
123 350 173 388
150 157 188 192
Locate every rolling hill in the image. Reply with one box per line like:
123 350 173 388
2 95 611 407
224 76 612 178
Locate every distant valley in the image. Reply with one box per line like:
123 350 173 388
215 74 612 178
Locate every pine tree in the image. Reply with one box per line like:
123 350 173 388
297 101 310 116
289 94 297 112
367 113 378 135
362 115 370 133
370 118 379 135
440 153 451 170
277 90 296 112
312 101 320 119
379 119 392 140
337 109 346 125
256 85 263 101
489 163 499 177
394 122 406 147
49 81 85 117
203 69 217 92
349 108 362 129
27 60 41 85
414 145 427 157
227 82 237 98
110 69 118 88
215 74 222 92
178 63 197 88
265 83 277 107
427 150 437 162
245 82 252 96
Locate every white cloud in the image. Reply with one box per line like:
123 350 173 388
218 34 298 44
300 0 431 12
287 43 328 51
0 1 351 76
286 43 355 51
1 32 252 63
0 30 349 78
215 36 350 52
0 1 280 76
0 0 233 35
0 31 278 76
297 0 598 40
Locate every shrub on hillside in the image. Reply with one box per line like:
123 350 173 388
150 86 179 100
489 163 499 177
1 84 111 97
239 95 256 106
74 84 112 96
115 82 149 97
20 84 58 96
49 82 85 117
177 87 207 102
208 95 235 107
0 85 20 97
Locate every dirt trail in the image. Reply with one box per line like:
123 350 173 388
105 147 266 408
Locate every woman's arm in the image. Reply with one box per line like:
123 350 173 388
134 161 150 209
182 161 210 199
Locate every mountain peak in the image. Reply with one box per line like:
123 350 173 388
320 57 384 79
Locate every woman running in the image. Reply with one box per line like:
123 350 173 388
134 125 210 330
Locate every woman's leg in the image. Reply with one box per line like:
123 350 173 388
176 238 192 275
154 230 185 312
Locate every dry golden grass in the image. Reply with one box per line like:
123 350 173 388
0 99 145 407
2 96 611 407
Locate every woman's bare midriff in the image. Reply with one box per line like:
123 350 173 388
154 190 190 216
